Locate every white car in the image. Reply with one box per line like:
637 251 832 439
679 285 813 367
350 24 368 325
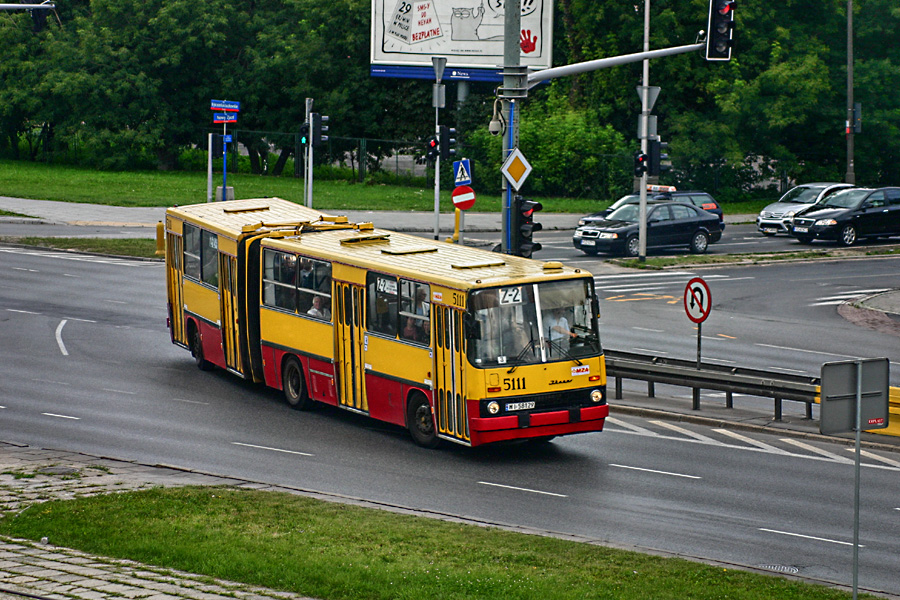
757 182 853 235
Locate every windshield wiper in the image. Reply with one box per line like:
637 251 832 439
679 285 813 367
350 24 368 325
507 323 539 373
545 339 583 367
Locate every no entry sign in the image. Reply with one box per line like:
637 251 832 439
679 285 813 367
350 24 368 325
452 185 476 210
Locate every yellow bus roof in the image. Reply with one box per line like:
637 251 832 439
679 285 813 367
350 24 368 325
166 197 330 239
168 198 592 288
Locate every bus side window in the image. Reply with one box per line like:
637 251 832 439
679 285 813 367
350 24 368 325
200 230 219 287
183 224 201 280
367 272 398 337
399 280 429 344
297 257 332 320
262 249 297 312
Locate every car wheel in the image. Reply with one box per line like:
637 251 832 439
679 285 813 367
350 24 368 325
839 225 857 246
282 356 311 410
795 235 814 245
689 231 709 254
407 393 440 448
625 235 640 257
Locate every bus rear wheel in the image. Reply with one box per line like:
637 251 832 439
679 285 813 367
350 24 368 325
407 394 439 448
189 324 213 371
282 356 311 410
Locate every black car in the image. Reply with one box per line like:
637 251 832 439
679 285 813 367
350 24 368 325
789 187 900 246
578 189 725 233
573 200 722 257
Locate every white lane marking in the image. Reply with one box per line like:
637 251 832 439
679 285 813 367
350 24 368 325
846 448 900 468
594 271 696 280
650 421 724 445
609 464 701 479
171 398 210 405
780 439 853 463
105 300 128 304
478 481 568 497
42 413 80 420
102 389 137 395
7 309 41 315
759 528 861 547
632 327 665 333
232 442 313 457
633 348 669 355
55 319 69 356
605 417 659 436
755 343 859 359
715 429 787 454
13 267 38 272
768 366 808 375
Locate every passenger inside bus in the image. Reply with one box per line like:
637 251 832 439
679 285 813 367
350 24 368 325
307 295 331 320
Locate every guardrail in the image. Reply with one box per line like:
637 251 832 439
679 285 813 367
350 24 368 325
604 349 821 420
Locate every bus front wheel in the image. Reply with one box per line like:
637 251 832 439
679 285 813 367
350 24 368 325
407 394 439 448
189 324 213 371
282 356 311 410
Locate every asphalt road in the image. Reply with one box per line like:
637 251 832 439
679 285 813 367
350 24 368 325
2 244 899 596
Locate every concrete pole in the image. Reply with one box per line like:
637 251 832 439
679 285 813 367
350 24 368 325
845 0 855 184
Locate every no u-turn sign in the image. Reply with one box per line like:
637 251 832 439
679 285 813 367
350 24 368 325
684 277 712 323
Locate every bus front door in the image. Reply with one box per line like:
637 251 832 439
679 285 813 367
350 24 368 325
433 307 469 443
165 231 187 346
334 282 368 414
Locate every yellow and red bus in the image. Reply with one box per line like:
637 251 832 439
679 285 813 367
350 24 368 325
165 197 607 447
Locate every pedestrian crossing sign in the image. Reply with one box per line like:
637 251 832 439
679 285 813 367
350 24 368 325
453 159 472 187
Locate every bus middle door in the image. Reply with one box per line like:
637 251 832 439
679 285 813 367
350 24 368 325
334 282 368 414
433 306 468 443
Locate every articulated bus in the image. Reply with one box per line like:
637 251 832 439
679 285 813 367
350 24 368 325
165 197 607 447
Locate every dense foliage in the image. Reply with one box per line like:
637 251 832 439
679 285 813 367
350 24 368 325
1 0 897 199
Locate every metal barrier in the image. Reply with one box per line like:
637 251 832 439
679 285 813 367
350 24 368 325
604 349 820 420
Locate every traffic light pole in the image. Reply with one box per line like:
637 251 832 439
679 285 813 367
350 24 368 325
304 98 313 208
638 0 651 262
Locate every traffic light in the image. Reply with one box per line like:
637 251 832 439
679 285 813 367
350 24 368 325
439 125 457 161
31 8 48 32
648 140 670 177
299 122 310 146
706 0 735 61
311 113 329 147
633 151 648 177
513 195 543 258
425 135 439 162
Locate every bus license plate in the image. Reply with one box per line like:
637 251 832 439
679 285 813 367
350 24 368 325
506 401 535 412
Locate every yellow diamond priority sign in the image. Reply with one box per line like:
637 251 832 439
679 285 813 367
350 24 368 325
501 148 532 191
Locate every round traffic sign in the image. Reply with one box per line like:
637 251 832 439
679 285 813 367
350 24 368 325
452 185 476 210
684 277 712 323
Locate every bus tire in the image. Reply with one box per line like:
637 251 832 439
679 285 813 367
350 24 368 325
282 356 311 410
407 393 439 449
189 323 213 371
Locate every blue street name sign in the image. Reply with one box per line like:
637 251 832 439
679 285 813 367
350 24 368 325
453 158 472 187
213 113 237 124
211 99 241 112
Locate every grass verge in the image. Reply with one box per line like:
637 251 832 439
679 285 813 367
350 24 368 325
0 237 160 258
0 486 866 600
0 159 766 215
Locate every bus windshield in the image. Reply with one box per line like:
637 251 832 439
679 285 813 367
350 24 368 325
467 279 601 368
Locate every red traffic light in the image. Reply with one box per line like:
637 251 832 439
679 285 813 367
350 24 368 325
717 0 734 15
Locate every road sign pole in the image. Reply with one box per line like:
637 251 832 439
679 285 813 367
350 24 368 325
852 360 861 600
693 322 702 409
222 122 227 195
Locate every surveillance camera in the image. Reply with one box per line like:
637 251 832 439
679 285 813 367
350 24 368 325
489 117 503 136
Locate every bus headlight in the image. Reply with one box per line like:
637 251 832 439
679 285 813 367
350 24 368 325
487 401 500 414
590 389 604 403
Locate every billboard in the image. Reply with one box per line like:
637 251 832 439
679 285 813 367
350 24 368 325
371 0 553 71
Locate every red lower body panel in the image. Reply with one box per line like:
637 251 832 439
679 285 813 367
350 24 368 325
468 404 608 446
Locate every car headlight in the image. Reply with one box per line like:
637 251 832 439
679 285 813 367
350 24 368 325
578 219 586 226
574 230 583 238
598 232 618 239
785 210 795 218
487 401 500 415
815 219 838 226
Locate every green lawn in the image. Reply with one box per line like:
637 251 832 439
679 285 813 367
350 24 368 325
0 159 768 215
0 486 868 600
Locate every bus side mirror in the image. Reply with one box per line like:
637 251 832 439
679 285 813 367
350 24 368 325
591 296 600 320
464 314 482 339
